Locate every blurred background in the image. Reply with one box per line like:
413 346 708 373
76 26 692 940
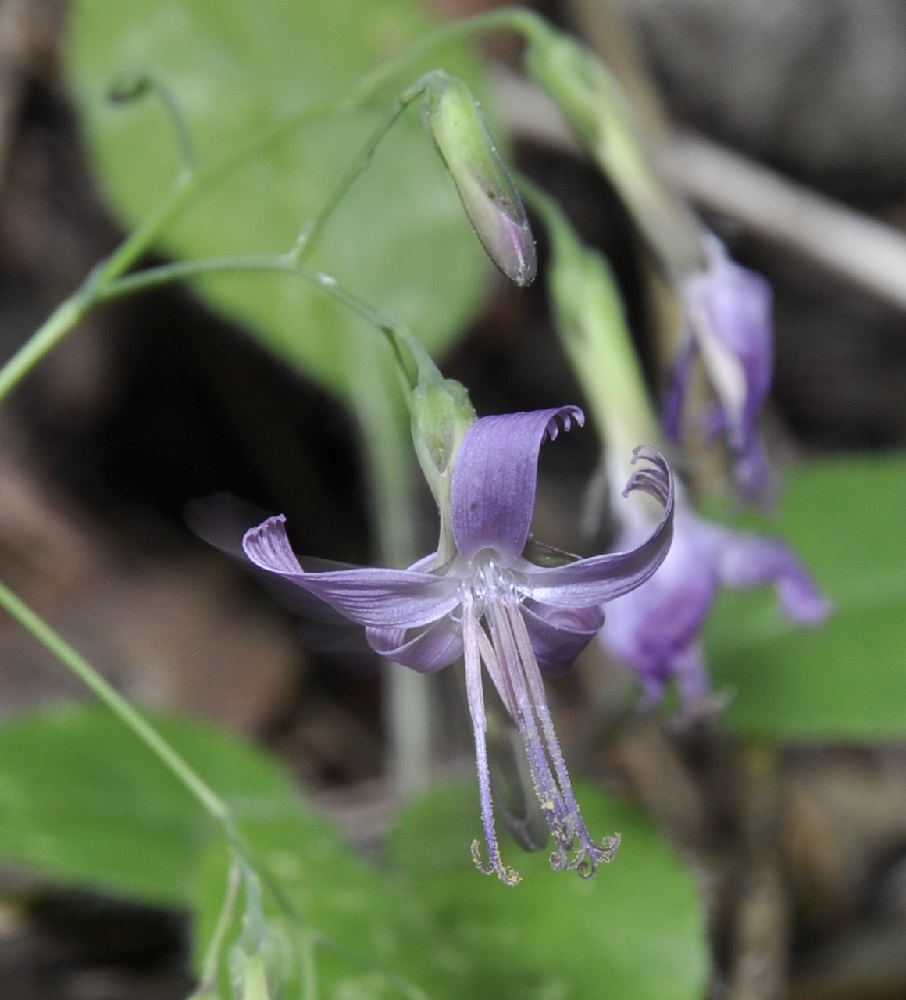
2 0 906 997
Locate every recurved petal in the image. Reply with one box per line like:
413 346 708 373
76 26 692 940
242 516 459 629
527 447 674 608
451 406 584 563
601 513 719 698
521 601 605 675
366 616 464 672
715 528 833 624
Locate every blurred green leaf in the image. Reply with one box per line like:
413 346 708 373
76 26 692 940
389 779 708 1000
0 705 296 905
195 812 469 1000
706 454 906 739
0 705 473 996
66 0 490 398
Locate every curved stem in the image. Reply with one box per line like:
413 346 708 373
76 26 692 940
108 69 198 176
98 253 421 402
347 6 545 102
291 79 428 261
0 295 89 403
0 7 544 409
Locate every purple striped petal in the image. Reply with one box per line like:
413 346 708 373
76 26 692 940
521 601 606 675
451 406 584 563
366 617 464 672
243 516 459 629
526 447 674 608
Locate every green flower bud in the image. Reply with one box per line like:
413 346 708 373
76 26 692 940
423 72 536 286
411 375 476 564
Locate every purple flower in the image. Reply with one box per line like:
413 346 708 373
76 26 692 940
242 407 674 885
665 239 775 503
602 506 831 711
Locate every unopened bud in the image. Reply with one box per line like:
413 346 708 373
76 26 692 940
412 378 475 485
411 375 476 564
423 72 536 286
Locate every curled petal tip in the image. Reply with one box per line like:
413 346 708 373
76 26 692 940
544 405 585 441
242 514 305 574
623 447 673 506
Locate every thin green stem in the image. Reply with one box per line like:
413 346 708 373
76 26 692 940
99 252 422 401
0 295 89 402
0 95 349 408
195 861 244 994
108 69 198 176
0 7 542 408
144 74 198 174
346 6 544 102
291 80 428 261
0 578 234 831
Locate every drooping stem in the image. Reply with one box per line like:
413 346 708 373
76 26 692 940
346 5 546 102
0 6 546 408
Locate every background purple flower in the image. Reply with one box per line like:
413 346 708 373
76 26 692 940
666 240 776 503
603 507 832 711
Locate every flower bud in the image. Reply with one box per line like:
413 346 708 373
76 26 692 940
423 72 536 285
411 376 476 563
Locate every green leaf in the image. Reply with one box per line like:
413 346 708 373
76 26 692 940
195 812 469 1000
0 705 296 905
0 704 473 996
706 454 906 739
388 780 708 1000
66 0 490 398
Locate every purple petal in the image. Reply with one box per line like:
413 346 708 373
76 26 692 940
679 242 775 502
243 515 459 629
526 448 674 608
451 407 584 563
188 493 379 660
683 252 773 433
715 530 833 624
602 506 830 709
366 617 463 673
661 332 696 443
602 513 719 702
521 601 606 675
